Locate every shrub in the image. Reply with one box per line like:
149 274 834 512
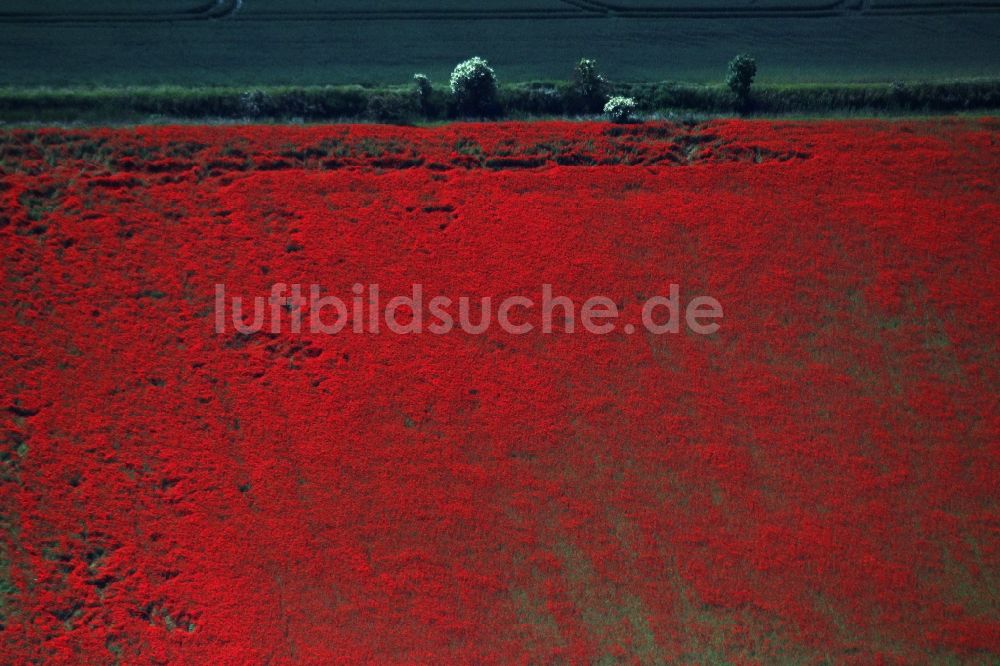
726 54 757 110
603 96 638 123
572 58 608 114
450 57 499 116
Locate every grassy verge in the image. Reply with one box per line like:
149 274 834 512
0 79 998 124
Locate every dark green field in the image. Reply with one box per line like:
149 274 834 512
1 0 999 87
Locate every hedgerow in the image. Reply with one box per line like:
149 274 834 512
0 78 998 123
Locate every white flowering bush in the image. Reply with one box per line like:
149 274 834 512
450 57 499 116
603 96 637 124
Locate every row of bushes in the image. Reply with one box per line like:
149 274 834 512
0 74 998 124
442 55 746 122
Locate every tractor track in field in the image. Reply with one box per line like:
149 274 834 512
213 0 1000 20
565 0 1000 17
2 0 1000 23
0 0 242 23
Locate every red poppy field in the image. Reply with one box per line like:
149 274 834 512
1 119 998 664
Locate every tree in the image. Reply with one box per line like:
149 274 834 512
413 73 433 115
572 58 609 114
726 54 757 111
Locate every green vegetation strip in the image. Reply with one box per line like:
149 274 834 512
0 79 998 124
